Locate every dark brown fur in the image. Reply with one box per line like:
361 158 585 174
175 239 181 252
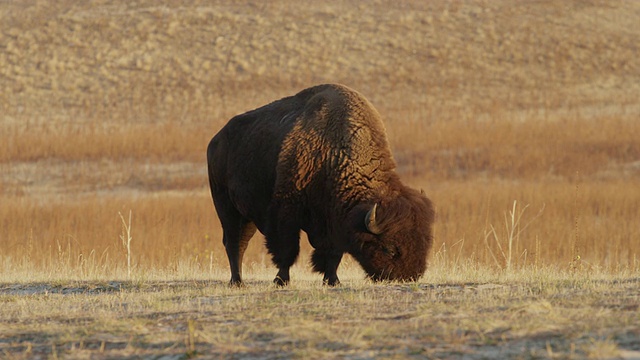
207 84 434 285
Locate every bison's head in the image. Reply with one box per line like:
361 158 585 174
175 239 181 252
350 188 435 282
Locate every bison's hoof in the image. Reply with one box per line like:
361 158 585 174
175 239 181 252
228 279 244 287
273 276 289 287
323 278 341 287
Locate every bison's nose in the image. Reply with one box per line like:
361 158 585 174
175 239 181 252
370 269 421 283
390 270 423 282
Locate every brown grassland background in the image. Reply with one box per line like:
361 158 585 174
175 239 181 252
1 0 640 359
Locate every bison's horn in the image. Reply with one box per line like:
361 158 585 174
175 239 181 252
365 203 383 235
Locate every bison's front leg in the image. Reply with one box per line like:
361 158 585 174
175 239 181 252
268 228 300 286
266 204 301 286
311 249 343 286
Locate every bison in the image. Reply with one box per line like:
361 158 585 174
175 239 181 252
207 84 434 286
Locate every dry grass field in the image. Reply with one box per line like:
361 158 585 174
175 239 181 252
1 271 638 359
1 0 640 358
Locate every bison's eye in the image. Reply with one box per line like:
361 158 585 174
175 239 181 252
383 244 399 258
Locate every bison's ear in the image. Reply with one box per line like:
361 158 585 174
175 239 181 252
365 203 383 235
420 189 426 196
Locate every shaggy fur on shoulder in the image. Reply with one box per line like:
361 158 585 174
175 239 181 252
208 84 434 286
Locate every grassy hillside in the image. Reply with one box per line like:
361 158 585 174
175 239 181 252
2 0 639 123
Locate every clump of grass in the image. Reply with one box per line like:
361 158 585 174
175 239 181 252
483 200 545 271
584 337 621 359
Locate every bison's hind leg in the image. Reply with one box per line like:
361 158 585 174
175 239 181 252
224 221 256 286
311 249 343 286
211 188 257 286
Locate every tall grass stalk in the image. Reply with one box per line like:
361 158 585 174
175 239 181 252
119 210 133 279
